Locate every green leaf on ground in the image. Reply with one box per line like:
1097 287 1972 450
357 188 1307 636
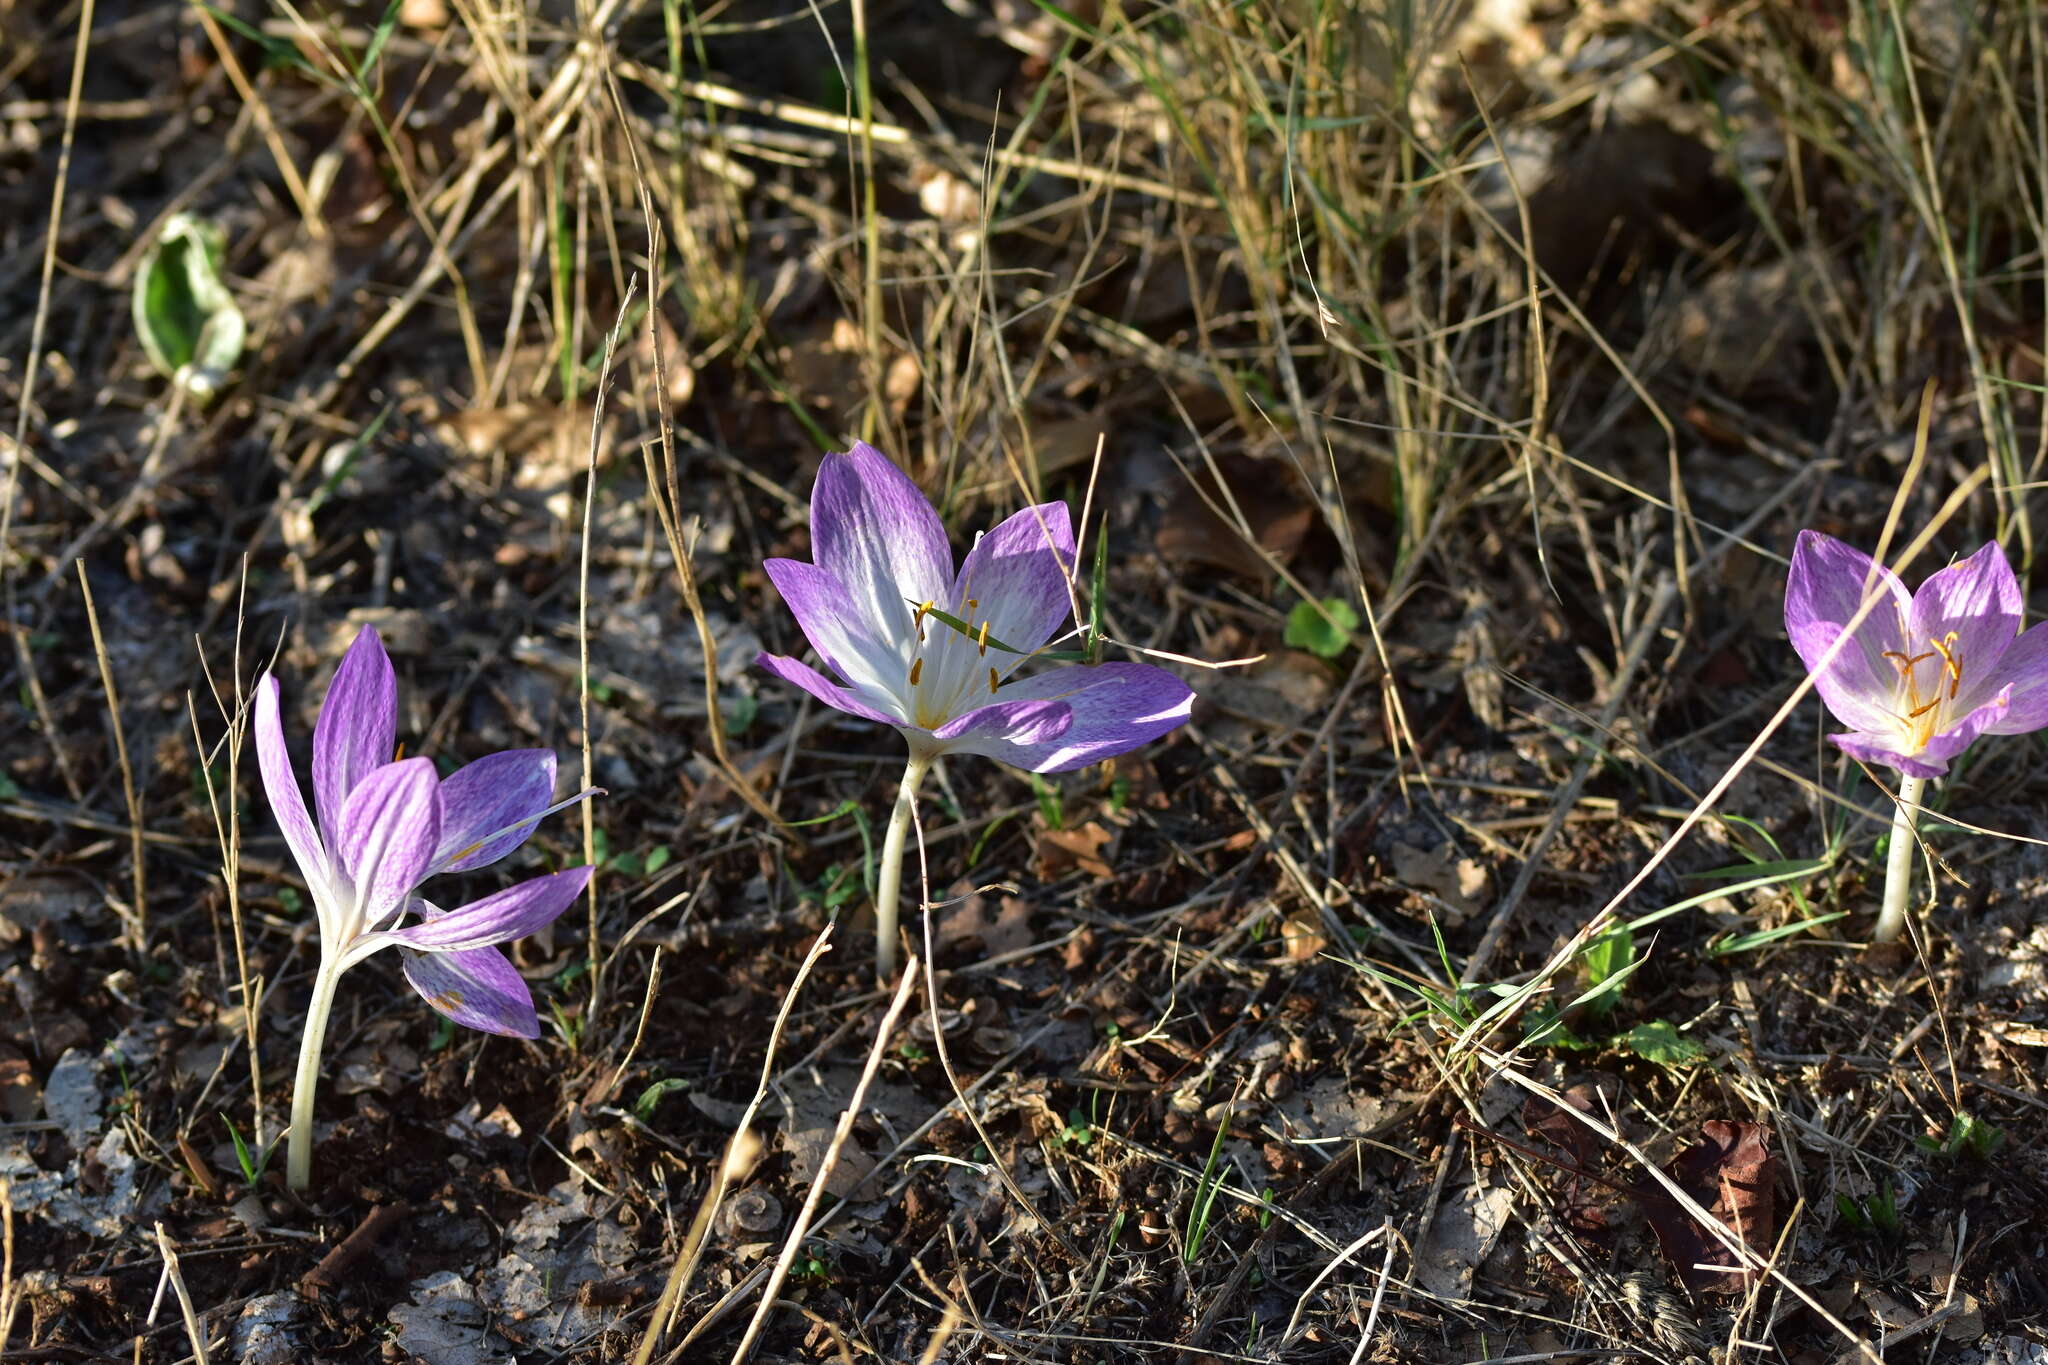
1618 1019 1704 1066
132 213 246 400
1284 598 1357 658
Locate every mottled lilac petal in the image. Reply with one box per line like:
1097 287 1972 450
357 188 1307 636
1785 530 1912 734
334 756 441 929
388 865 594 952
312 626 398 850
253 673 331 892
935 662 1193 772
933 695 1074 747
399 944 539 1038
951 502 1077 675
764 558 911 698
1979 621 2048 734
431 749 558 875
756 652 906 727
1830 692 2004 778
1828 732 1951 779
811 444 953 652
1908 541 2021 699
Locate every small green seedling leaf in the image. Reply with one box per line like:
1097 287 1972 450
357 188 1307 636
1618 1019 1704 1067
1028 773 1064 830
1523 1006 1597 1050
722 693 759 735
132 214 246 400
1579 923 1635 1020
1916 1112 2005 1160
1284 597 1358 659
222 1113 271 1187
632 1077 690 1121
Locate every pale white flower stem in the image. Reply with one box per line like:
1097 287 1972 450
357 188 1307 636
286 957 343 1191
1874 775 1925 944
874 752 933 982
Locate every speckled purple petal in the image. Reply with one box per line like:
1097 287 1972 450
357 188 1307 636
810 444 953 653
950 502 1076 676
431 749 558 875
763 558 911 699
312 626 398 850
1908 541 2022 701
254 673 331 894
389 865 593 952
1785 530 1911 735
1979 621 2048 734
934 662 1193 772
756 652 906 727
333 756 441 929
399 943 539 1038
1830 691 2006 778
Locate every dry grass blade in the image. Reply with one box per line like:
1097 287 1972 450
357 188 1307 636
631 928 835 1365
579 279 640 1022
149 1223 212 1365
726 955 921 1364
75 559 146 953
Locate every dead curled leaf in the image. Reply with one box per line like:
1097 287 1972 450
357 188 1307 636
1522 1084 1609 1238
1034 821 1114 880
935 886 1036 958
1511 1102 1781 1296
1634 1119 1779 1297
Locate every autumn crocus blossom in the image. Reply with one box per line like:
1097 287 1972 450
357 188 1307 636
1785 530 2048 941
759 443 1194 976
1786 531 2048 777
257 626 595 1188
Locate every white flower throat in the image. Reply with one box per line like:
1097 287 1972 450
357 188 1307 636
1883 630 1963 752
905 593 1006 730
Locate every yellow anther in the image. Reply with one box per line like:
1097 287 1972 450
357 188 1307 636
914 600 933 642
988 667 1000 694
966 598 978 611
976 620 990 655
1930 632 1963 698
910 658 923 687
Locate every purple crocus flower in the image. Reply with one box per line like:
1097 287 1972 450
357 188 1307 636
257 625 593 1188
1785 530 2048 778
757 442 1194 979
757 442 1194 771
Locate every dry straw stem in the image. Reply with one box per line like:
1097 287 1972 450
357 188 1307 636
75 560 146 953
912 783 1082 1265
149 1223 212 1365
0 1182 17 1352
726 956 922 1364
1460 569 1677 987
578 279 640 1022
191 597 265 1139
631 927 835 1365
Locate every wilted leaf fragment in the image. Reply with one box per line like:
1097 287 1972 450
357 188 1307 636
1284 598 1358 659
1522 1083 1610 1237
132 213 246 400
1635 1119 1779 1295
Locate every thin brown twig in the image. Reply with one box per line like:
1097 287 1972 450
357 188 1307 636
632 927 836 1365
76 560 146 954
726 955 921 1364
579 277 640 1024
